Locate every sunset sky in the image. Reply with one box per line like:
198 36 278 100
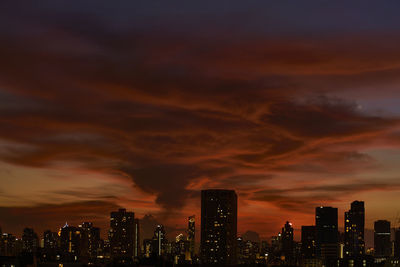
2 1 400 246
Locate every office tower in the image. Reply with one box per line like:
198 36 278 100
22 228 39 254
374 220 391 258
79 222 100 260
143 239 153 258
394 228 400 259
316 207 338 267
174 233 191 264
152 224 167 257
0 233 17 256
201 189 237 265
282 221 294 262
109 208 135 260
134 218 140 258
60 223 81 261
344 201 365 259
43 230 59 261
301 226 316 259
188 215 195 259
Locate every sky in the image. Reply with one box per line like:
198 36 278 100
2 1 400 246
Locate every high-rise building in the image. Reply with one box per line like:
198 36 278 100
374 220 391 258
344 201 365 259
22 228 39 253
109 209 135 260
43 230 59 261
188 215 195 259
134 218 140 258
152 224 167 257
394 228 400 259
0 233 17 256
60 223 81 261
301 226 316 259
200 189 237 265
78 222 100 260
316 207 338 267
282 221 294 262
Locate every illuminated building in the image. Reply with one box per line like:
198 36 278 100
152 224 167 257
301 226 316 259
60 223 81 261
43 230 59 261
315 206 338 267
22 227 39 253
109 208 135 260
344 201 365 260
188 215 195 259
134 218 140 258
78 222 100 260
174 233 191 264
200 189 237 265
374 220 391 258
0 233 17 256
237 237 260 265
282 221 294 263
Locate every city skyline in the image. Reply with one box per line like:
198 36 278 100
3 0 400 253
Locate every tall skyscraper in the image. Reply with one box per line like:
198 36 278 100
394 228 400 259
22 228 39 253
374 220 391 258
344 201 365 259
109 208 135 260
301 226 316 259
78 222 100 260
43 230 59 261
188 215 195 259
316 206 338 267
60 223 81 261
201 189 237 265
152 224 167 257
282 221 294 262
134 218 140 258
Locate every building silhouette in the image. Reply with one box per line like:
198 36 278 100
134 218 140 258
374 220 391 258
22 228 39 254
188 215 195 260
301 226 316 259
60 223 81 262
78 222 100 260
152 224 167 257
200 189 237 265
282 221 294 263
344 201 365 259
316 206 338 267
43 230 59 261
109 208 135 261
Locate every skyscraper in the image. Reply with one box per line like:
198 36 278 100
344 201 365 259
78 222 100 260
374 220 391 258
109 208 135 260
134 218 140 258
43 230 59 261
282 221 294 263
22 228 39 254
188 215 195 259
316 206 338 267
394 228 400 259
301 226 317 259
60 223 81 261
201 189 237 265
152 224 167 257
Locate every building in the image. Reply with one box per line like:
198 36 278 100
78 222 100 260
200 189 237 265
109 208 135 260
344 201 365 260
188 215 195 260
316 206 338 267
22 228 39 254
395 228 400 259
301 226 316 259
174 233 191 264
134 218 140 258
60 223 81 261
43 230 59 261
374 220 391 258
152 224 167 257
282 221 294 263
